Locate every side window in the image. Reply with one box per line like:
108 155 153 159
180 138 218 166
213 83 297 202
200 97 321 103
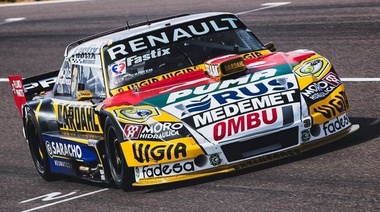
55 60 75 97
76 65 105 99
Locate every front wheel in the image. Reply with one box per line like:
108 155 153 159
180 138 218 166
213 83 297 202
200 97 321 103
104 118 134 191
26 112 56 181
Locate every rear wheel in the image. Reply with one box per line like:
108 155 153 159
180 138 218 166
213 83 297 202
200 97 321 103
104 118 134 191
26 113 55 181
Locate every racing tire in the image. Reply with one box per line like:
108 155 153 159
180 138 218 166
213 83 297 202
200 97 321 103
104 118 134 191
25 112 56 181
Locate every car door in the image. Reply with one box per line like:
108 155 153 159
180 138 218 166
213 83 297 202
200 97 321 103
51 60 104 135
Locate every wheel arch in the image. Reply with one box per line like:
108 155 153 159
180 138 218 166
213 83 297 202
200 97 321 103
23 98 60 136
101 112 135 191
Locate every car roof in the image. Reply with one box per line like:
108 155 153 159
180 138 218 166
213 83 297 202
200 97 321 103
65 12 235 58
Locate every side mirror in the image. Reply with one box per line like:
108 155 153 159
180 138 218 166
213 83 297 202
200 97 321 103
77 90 93 101
265 42 276 52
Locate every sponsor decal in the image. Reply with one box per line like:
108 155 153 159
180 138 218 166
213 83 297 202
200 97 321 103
70 53 96 64
209 154 222 166
123 122 184 141
141 161 195 178
322 72 341 86
106 16 242 61
167 69 279 104
57 73 72 86
72 43 100 55
242 51 263 59
119 68 195 91
190 104 295 143
183 90 298 128
302 82 335 101
56 104 101 132
213 108 278 141
322 113 350 136
175 95 212 117
301 72 342 102
121 107 152 119
46 140 83 159
205 54 246 79
294 58 330 77
123 125 142 139
125 48 170 67
10 79 24 97
111 67 153 85
111 61 126 75
23 76 56 93
301 130 311 142
53 160 72 169
135 167 141 179
312 91 349 119
132 142 187 163
115 106 160 123
234 149 301 170
223 60 245 74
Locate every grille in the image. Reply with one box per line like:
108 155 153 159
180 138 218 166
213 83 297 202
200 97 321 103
221 127 299 162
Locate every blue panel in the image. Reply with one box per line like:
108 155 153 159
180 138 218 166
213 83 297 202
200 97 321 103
42 135 98 162
47 157 77 176
42 135 99 175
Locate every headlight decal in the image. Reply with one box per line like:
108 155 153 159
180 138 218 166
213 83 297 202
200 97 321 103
309 89 349 124
294 57 330 78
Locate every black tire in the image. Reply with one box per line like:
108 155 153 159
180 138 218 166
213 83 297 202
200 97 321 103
104 118 134 191
25 112 56 181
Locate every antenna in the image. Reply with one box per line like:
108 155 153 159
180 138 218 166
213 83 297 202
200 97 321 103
145 15 151 26
126 20 130 29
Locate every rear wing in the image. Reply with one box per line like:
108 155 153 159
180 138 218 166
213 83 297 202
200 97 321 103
8 70 59 115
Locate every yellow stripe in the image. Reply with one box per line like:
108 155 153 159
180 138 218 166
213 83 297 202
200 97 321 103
35 100 43 123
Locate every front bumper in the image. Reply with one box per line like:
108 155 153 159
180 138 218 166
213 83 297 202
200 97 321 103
132 123 359 186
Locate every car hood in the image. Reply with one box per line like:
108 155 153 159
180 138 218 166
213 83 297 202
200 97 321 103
104 51 309 143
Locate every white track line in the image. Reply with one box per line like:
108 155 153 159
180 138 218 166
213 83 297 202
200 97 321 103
21 188 108 212
0 17 26 26
341 78 380 82
0 0 88 7
237 2 292 15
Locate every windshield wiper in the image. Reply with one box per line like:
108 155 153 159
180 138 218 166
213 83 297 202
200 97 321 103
176 46 193 66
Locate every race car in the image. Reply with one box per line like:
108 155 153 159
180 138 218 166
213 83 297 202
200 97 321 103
9 12 359 191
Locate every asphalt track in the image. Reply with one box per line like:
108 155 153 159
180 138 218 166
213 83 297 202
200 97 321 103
0 0 379 211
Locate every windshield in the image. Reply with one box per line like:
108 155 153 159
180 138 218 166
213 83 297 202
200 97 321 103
105 28 265 90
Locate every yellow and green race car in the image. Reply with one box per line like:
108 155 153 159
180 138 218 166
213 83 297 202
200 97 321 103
9 12 359 191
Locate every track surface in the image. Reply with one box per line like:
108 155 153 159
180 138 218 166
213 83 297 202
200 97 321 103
0 0 379 211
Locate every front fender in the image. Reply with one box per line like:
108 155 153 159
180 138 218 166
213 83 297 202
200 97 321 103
100 104 205 167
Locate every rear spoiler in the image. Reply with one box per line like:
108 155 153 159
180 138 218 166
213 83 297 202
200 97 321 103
8 70 59 115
